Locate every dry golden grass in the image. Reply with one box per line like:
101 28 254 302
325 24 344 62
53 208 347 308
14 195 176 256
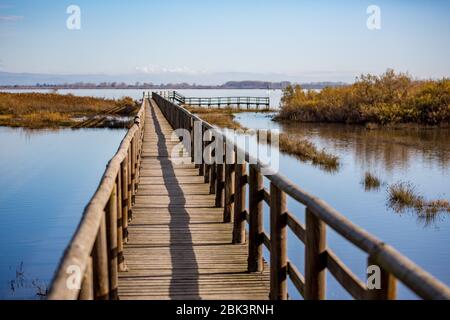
196 113 245 130
277 133 339 170
0 92 138 128
363 172 382 191
188 106 340 170
277 70 450 125
388 182 450 215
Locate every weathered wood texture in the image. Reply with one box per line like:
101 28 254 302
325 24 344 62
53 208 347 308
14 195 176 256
118 100 270 300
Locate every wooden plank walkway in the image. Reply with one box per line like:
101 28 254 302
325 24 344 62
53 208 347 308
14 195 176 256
118 99 270 300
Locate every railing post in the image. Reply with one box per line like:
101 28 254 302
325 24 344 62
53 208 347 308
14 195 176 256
305 208 326 300
116 173 126 271
106 183 119 300
233 157 247 244
127 148 132 221
224 142 235 223
204 128 211 184
366 257 397 299
215 162 224 207
93 214 109 300
248 165 264 272
121 157 129 242
190 118 195 163
79 257 93 300
269 183 288 300
210 156 216 194
199 124 205 176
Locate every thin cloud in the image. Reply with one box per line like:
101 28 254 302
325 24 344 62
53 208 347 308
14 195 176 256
135 65 205 75
0 15 23 21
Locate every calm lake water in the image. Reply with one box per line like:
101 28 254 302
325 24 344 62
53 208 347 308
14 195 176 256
234 112 450 299
0 127 125 299
0 89 449 300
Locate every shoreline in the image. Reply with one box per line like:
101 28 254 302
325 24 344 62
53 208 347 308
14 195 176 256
273 117 450 130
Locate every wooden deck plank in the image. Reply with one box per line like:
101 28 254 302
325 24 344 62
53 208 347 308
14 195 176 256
118 98 270 300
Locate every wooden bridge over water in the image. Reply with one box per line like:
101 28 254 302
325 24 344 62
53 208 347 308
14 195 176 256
49 93 450 300
166 91 271 110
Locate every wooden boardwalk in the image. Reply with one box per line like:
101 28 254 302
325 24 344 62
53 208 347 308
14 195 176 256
49 93 450 301
118 100 270 300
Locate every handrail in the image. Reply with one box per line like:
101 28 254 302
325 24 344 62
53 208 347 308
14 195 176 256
152 92 450 300
168 90 270 109
48 97 147 300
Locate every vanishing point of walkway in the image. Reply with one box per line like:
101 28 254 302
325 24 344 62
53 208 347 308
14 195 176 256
118 100 270 299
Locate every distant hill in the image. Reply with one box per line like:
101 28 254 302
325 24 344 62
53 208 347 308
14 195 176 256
0 71 343 89
0 71 347 90
219 81 292 89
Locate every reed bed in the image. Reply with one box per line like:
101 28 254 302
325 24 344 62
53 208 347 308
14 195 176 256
277 70 450 126
387 181 450 215
362 172 382 191
0 92 138 128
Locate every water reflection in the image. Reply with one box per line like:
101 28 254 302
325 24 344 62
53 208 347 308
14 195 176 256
0 126 125 299
277 122 450 174
235 112 450 298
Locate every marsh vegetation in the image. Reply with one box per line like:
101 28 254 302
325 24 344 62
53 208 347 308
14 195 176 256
0 92 139 128
362 171 382 191
277 70 450 126
388 181 450 216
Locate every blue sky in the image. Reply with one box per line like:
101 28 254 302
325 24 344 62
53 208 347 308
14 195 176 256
0 0 449 82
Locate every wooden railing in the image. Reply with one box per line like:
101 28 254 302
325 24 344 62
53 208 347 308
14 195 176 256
152 92 450 300
48 94 147 300
168 90 271 109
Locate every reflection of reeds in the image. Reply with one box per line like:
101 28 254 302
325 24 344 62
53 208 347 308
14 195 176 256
387 181 450 219
363 172 381 191
9 262 48 299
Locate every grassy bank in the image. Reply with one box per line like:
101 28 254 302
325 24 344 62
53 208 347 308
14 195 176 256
276 70 450 126
188 106 340 170
0 92 139 128
185 106 247 130
277 133 339 171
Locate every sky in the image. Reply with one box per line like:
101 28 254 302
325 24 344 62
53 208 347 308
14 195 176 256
0 0 449 83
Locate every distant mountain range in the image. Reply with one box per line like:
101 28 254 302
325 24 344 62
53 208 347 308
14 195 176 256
0 71 347 89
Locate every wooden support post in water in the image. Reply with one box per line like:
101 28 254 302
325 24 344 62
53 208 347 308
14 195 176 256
121 157 129 242
224 143 235 223
106 183 118 300
233 159 247 244
305 208 326 300
269 183 288 300
366 256 397 299
248 165 264 272
92 214 109 300
79 257 93 300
